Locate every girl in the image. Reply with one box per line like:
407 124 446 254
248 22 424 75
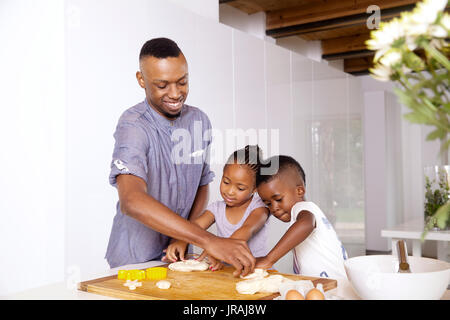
163 145 270 270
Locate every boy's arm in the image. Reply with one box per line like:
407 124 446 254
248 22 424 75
261 210 315 268
229 207 269 242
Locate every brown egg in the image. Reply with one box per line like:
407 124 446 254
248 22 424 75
285 289 305 300
305 288 325 300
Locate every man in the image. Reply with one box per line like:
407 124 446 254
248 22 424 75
105 38 255 276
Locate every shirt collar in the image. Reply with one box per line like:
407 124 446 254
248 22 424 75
144 98 184 129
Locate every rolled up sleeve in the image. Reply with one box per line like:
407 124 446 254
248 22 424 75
109 122 149 187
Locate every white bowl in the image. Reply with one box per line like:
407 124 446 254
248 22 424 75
344 255 450 300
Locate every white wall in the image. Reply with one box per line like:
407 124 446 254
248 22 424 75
168 0 219 21
0 0 66 296
0 0 365 295
219 3 272 42
276 36 322 63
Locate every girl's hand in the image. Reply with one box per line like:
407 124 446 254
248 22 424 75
163 240 188 262
208 256 224 271
197 250 224 271
255 256 274 270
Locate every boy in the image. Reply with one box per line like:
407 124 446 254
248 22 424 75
255 155 348 279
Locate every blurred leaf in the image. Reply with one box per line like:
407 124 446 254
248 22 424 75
404 51 425 72
435 202 450 229
426 128 446 141
421 202 450 241
403 112 430 124
423 42 450 71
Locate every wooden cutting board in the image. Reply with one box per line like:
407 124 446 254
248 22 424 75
78 265 337 300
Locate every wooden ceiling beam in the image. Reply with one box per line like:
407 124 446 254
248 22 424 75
299 24 369 41
266 2 417 38
221 0 316 15
323 50 374 61
322 32 371 56
266 0 419 31
344 55 375 75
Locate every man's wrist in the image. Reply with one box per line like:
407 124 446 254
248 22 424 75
197 231 217 250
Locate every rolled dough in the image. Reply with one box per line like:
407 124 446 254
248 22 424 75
240 268 269 279
236 273 289 295
168 259 209 272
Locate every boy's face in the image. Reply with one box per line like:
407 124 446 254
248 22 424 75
257 176 305 222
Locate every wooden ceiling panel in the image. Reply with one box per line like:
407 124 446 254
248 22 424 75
344 56 375 75
299 24 369 41
322 32 371 56
221 0 316 15
266 0 419 30
222 0 429 74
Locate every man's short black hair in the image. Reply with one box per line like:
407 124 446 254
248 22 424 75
256 155 306 187
139 37 182 60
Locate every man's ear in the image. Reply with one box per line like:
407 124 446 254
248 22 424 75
136 71 145 89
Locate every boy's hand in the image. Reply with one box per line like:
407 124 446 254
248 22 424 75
255 256 274 270
163 240 188 262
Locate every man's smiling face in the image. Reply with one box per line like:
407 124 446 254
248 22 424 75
137 54 189 119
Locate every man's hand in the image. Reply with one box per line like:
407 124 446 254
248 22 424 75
201 237 255 277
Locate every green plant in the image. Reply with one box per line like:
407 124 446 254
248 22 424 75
424 168 450 233
367 0 450 239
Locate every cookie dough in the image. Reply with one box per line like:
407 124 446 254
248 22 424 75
236 274 289 295
168 259 209 272
156 280 171 289
240 268 268 279
123 279 142 290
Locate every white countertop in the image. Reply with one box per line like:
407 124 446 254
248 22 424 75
381 218 450 241
3 260 449 300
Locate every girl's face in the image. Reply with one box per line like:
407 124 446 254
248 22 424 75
220 163 256 207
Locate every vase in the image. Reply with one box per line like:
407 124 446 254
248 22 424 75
423 165 450 231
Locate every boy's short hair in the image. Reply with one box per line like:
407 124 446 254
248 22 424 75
256 155 306 187
139 37 182 60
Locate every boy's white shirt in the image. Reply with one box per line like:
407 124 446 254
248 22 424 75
290 201 348 279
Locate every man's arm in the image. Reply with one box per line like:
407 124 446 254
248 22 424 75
116 174 255 276
165 184 209 251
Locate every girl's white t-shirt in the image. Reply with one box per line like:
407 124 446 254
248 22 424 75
290 201 348 279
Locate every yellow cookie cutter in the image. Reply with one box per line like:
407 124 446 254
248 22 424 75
145 267 167 280
117 269 146 281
